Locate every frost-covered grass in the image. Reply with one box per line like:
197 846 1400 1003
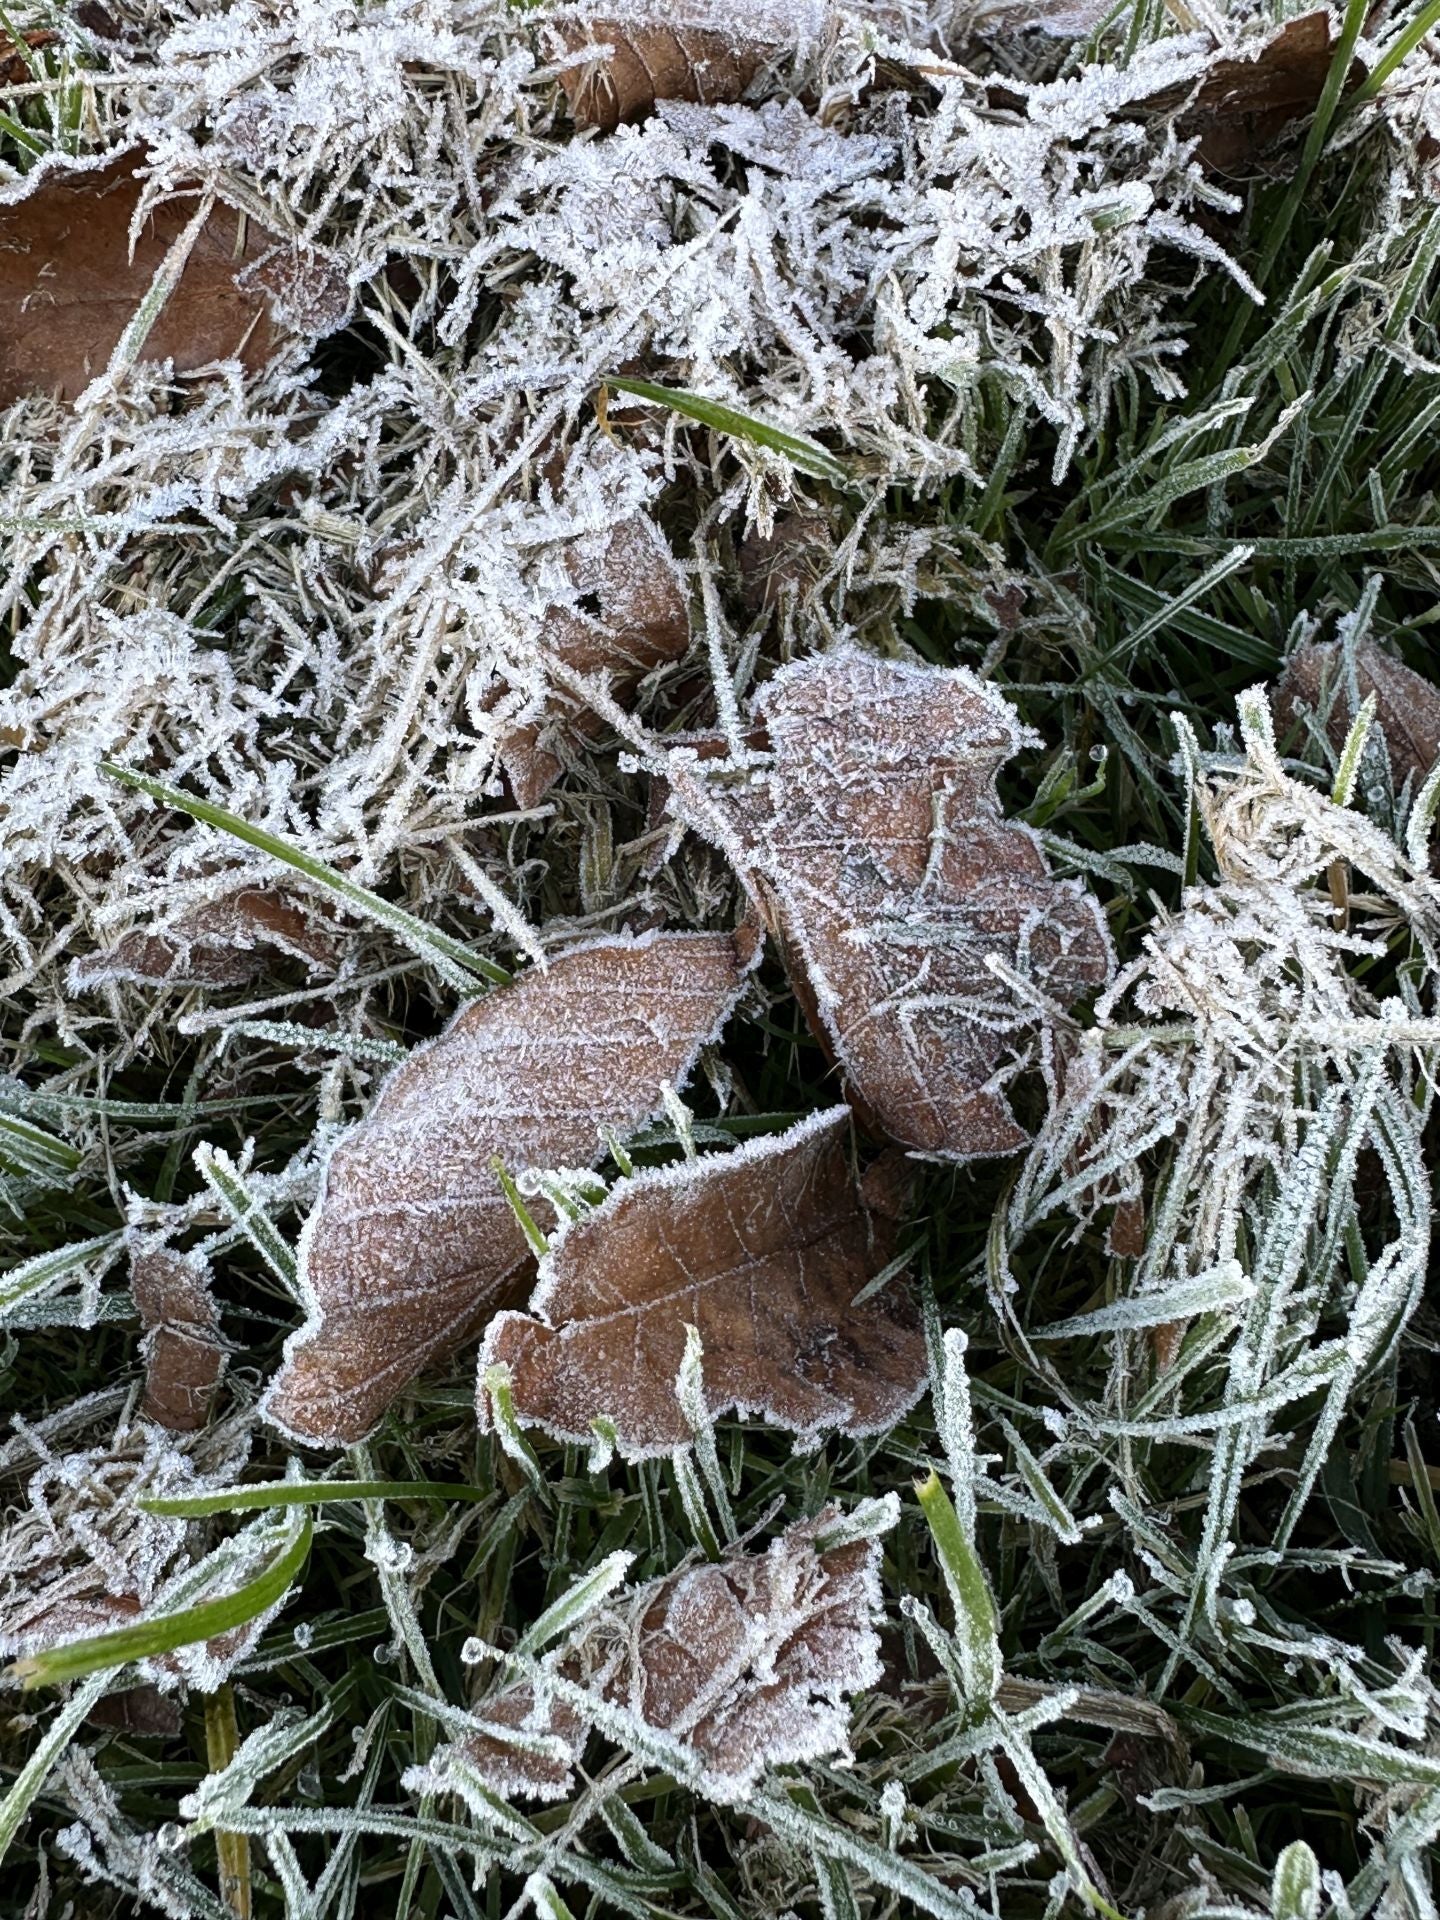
4 1 1440 1917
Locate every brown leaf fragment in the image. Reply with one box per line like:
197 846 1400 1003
499 513 691 809
0 156 275 405
69 887 338 991
131 1243 225 1433
1274 639 1440 796
482 1107 925 1457
262 927 756 1447
737 511 831 617
554 19 772 132
0 29 57 84
86 1684 184 1737
667 646 1114 1162
242 243 353 337
1157 12 1363 174
429 1510 885 1801
1106 1194 1146 1261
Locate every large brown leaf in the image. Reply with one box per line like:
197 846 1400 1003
499 513 690 809
424 1511 884 1801
1273 638 1440 795
130 1243 226 1433
262 928 756 1446
553 17 773 132
482 1106 925 1457
1142 11 1363 174
0 155 274 404
666 646 1113 1162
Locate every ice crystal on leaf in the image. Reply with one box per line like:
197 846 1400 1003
481 1106 926 1457
263 927 757 1446
667 645 1114 1160
412 1508 887 1803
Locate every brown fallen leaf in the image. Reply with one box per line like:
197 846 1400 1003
0 155 276 404
499 513 691 809
667 646 1113 1162
482 1106 926 1458
0 1418 279 1692
130 1243 226 1433
1273 638 1440 795
1152 11 1363 174
554 17 773 132
422 1510 885 1801
737 510 831 618
69 887 338 991
262 927 757 1447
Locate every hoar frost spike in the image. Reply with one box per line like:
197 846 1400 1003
262 928 756 1447
412 1509 886 1803
481 1106 927 1457
666 646 1113 1161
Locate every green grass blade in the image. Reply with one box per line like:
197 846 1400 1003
100 760 510 991
605 375 852 486
0 1670 113 1867
140 1481 490 1517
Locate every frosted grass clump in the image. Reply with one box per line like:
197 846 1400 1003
1007 687 1440 1689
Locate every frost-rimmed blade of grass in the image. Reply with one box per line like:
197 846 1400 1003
9 1508 313 1689
0 1110 82 1181
605 376 853 487
0 1231 123 1317
193 1143 298 1292
100 761 510 991
141 1480 490 1517
0 1670 113 1868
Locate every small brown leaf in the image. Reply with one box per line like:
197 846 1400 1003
1274 639 1440 796
130 1243 226 1434
242 243 353 337
69 887 338 990
429 1510 885 1800
667 646 1113 1162
499 514 691 809
554 18 772 132
262 927 756 1447
0 156 275 404
482 1107 925 1457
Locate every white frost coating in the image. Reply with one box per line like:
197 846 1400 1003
0 1 1288 1018
1005 692 1440 1679
261 927 757 1447
0 1413 274 1691
666 643 1114 1162
410 1507 892 1803
480 1105 928 1458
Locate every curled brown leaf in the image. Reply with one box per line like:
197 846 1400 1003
262 927 757 1447
481 1106 926 1458
130 1243 226 1433
423 1510 885 1801
667 646 1113 1162
1146 11 1364 174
